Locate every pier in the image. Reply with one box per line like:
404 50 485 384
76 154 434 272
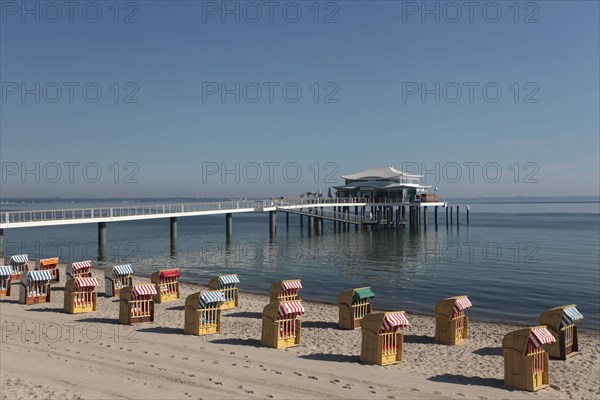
0 198 464 260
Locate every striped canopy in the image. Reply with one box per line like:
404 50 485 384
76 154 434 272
561 306 584 328
132 284 157 298
381 312 409 331
199 291 226 309
218 274 240 286
452 297 472 318
74 278 100 289
528 327 556 349
72 260 93 271
282 280 302 290
159 269 180 279
277 301 305 318
10 254 28 264
0 266 13 277
27 270 53 282
113 264 133 276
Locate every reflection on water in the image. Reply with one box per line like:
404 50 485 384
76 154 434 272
2 202 599 330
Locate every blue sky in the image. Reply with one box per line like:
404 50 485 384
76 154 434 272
1 0 599 198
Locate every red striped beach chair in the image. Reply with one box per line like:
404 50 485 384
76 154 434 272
151 268 180 303
261 300 305 349
539 305 583 359
36 257 60 283
338 287 375 330
68 260 93 279
208 274 240 310
19 270 52 305
184 290 226 335
435 295 472 345
64 277 100 313
360 311 409 365
503 326 556 391
9 254 28 281
0 266 13 297
104 264 134 297
119 284 156 324
269 279 302 303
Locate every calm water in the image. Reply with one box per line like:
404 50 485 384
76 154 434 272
2 199 599 330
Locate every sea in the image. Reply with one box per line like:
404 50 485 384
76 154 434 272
2 197 599 330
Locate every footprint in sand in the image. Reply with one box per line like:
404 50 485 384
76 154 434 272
182 357 189 360
293 372 302 377
230 352 235 355
188 374 196 378
410 388 420 392
386 396 397 399
231 363 237 366
266 396 273 399
245 390 254 394
308 376 318 380
370 391 377 394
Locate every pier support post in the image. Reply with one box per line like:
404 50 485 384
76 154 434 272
269 211 276 235
308 215 314 230
423 206 427 225
0 228 3 259
456 206 460 225
434 206 438 227
225 213 232 236
285 212 289 227
170 217 178 256
98 222 106 261
300 214 303 227
445 206 449 226
450 207 453 224
467 206 470 224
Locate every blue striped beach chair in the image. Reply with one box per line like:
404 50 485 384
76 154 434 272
19 270 53 304
184 290 226 335
208 274 240 310
0 266 13 297
539 305 584 359
105 264 134 297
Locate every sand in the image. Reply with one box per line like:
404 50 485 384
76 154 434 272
1 264 598 400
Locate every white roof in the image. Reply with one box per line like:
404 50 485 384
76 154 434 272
341 166 422 181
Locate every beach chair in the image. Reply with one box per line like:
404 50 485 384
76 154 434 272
19 270 52 305
9 254 28 281
36 257 60 283
64 277 99 314
184 290 226 336
503 326 555 391
105 264 134 297
435 295 472 345
269 279 302 303
338 287 375 330
151 268 180 303
0 266 13 297
360 311 409 366
261 301 305 349
208 274 240 310
539 305 583 359
68 260 93 279
119 284 156 324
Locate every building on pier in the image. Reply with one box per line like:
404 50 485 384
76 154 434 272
333 166 438 203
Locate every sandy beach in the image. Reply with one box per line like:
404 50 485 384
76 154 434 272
1 264 598 400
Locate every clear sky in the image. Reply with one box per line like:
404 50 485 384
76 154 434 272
1 0 599 199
